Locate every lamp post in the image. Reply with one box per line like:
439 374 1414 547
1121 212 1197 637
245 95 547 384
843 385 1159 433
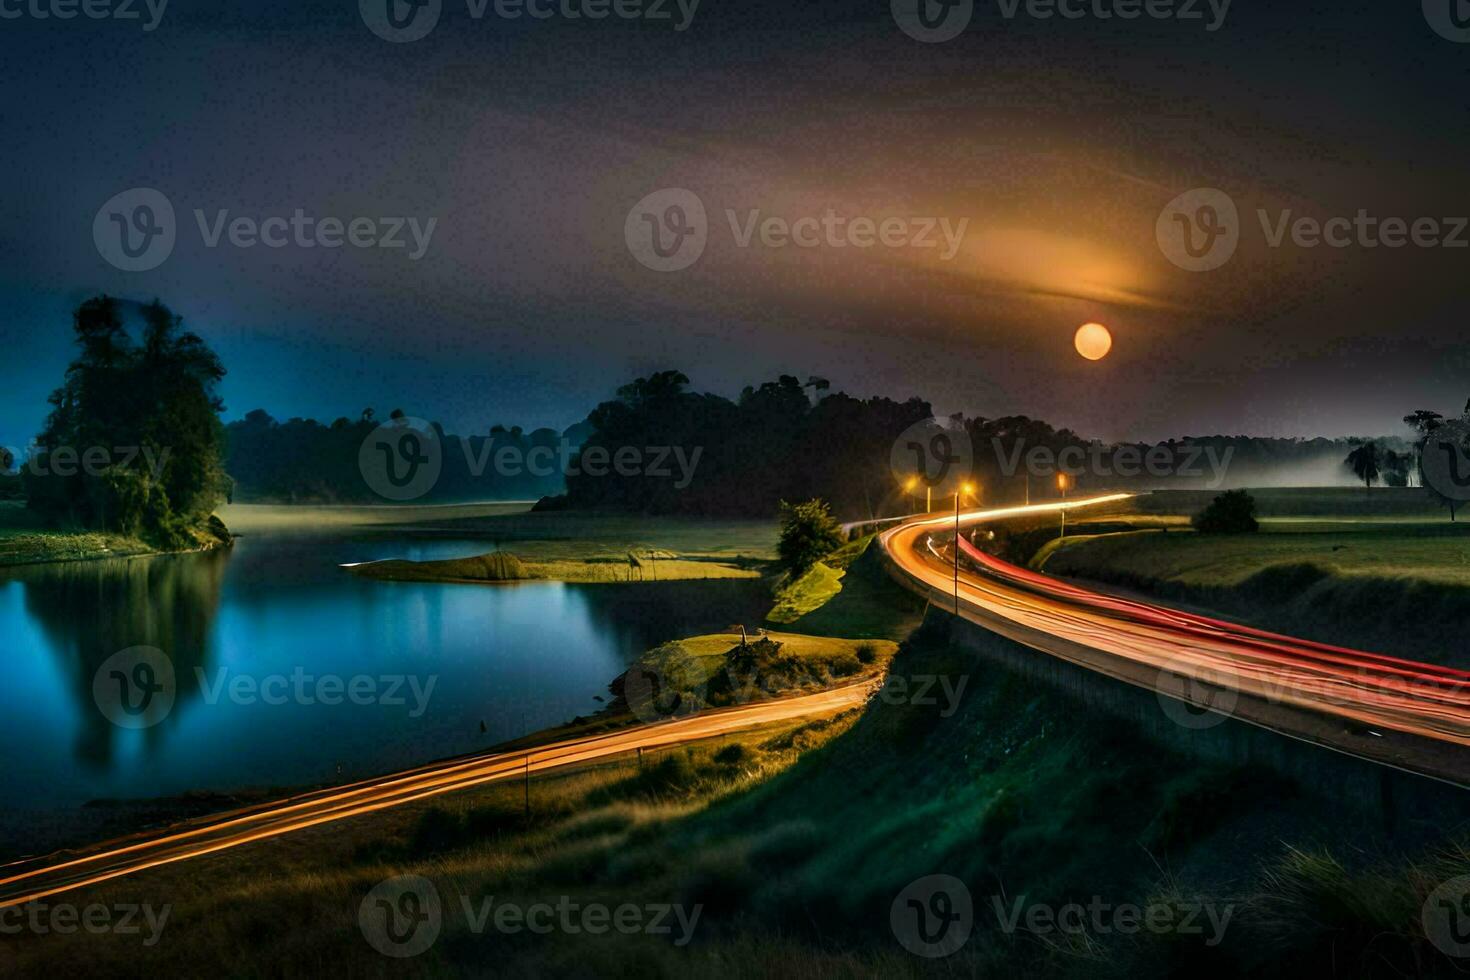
1057 472 1069 538
903 476 919 514
954 481 976 614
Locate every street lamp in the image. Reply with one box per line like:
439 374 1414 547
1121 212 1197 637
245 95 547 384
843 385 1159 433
954 481 976 614
903 476 919 514
1057 472 1070 538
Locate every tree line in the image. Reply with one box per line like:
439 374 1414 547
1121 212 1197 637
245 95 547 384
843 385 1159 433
224 411 587 504
14 297 1459 538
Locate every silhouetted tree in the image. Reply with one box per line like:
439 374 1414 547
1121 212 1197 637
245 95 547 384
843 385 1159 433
1344 442 1381 493
777 499 844 573
1381 449 1411 487
26 296 229 545
1193 490 1258 534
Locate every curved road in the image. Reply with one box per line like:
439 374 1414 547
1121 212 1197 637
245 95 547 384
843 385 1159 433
880 495 1470 786
0 681 874 909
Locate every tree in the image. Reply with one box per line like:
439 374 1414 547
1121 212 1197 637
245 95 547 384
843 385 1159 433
1420 415 1470 522
26 296 229 545
1403 410 1444 485
1192 490 1258 534
777 498 844 573
1381 449 1411 487
1343 442 1381 493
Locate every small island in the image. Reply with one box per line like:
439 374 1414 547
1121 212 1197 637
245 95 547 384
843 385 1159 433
345 548 759 584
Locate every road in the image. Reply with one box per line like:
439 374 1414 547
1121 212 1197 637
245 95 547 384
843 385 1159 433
880 495 1470 785
0 681 874 909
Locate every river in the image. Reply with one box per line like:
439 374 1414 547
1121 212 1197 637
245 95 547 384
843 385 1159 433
1 528 768 821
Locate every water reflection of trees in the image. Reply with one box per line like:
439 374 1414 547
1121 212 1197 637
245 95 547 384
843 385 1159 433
17 550 228 769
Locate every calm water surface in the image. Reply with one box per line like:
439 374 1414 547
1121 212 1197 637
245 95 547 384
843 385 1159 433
1 532 766 810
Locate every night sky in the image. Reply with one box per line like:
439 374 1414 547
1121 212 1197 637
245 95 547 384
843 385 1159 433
3 0 1468 453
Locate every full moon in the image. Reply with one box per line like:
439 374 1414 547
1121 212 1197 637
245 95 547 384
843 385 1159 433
1074 322 1113 361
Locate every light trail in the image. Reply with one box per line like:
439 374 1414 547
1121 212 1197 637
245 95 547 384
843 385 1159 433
880 494 1470 784
0 681 874 909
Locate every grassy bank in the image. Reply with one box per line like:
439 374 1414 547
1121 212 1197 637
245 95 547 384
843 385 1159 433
11 618 1466 976
0 500 229 568
764 536 927 639
348 549 762 584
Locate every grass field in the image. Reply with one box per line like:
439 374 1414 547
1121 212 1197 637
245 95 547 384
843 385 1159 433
1042 523 1470 588
397 508 780 562
1134 486 1451 520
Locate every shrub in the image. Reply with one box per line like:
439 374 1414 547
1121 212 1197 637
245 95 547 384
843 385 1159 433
777 498 845 573
854 641 878 665
1192 490 1259 534
713 743 750 766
